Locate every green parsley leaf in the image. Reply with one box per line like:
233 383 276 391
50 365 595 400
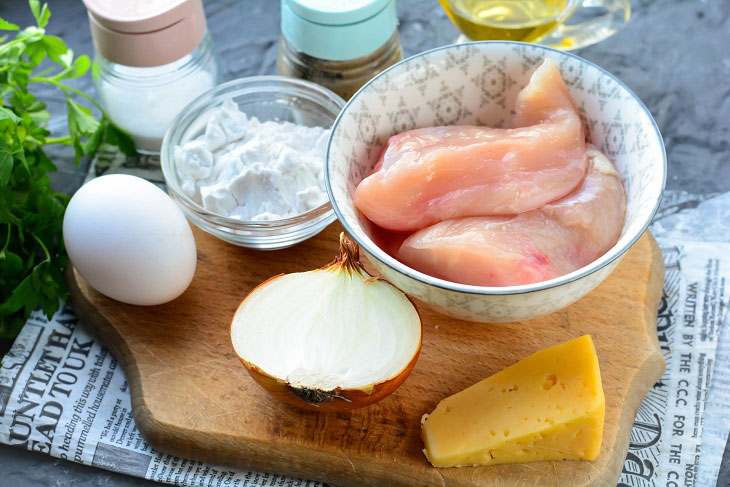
67 99 101 135
38 4 50 28
41 35 67 65
0 152 12 186
70 54 91 78
0 107 20 123
103 121 136 157
0 0 136 339
0 18 19 31
29 0 41 26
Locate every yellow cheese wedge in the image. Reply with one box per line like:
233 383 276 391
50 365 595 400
421 335 605 467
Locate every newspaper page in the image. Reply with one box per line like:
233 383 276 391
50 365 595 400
0 189 729 487
618 191 730 487
642 191 730 487
84 144 165 186
697 311 730 487
619 239 729 487
0 304 323 487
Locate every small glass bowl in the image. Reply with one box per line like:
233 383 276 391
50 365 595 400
161 76 345 249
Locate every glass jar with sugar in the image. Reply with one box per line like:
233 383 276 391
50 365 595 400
83 0 219 154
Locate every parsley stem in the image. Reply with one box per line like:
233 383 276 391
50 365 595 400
31 232 51 263
49 67 72 81
45 136 71 145
5 211 21 227
1 223 10 254
0 37 28 56
34 66 55 78
28 77 104 113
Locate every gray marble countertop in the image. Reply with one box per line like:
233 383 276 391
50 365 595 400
1 0 729 485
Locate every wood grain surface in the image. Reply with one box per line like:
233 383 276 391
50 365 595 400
67 223 665 487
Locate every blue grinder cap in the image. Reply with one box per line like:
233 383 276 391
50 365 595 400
281 0 398 61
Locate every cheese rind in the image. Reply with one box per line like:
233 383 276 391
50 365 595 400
421 335 605 467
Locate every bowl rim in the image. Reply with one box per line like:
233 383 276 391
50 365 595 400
161 75 345 228
324 40 667 296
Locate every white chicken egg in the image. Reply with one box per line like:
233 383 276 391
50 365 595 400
63 174 197 305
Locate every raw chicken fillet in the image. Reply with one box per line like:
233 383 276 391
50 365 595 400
354 59 587 232
398 148 627 287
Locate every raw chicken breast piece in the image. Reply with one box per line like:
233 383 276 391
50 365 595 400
397 147 627 287
354 59 587 231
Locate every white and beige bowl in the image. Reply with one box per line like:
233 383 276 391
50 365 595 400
325 41 666 323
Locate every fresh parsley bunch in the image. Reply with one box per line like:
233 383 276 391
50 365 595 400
0 0 134 338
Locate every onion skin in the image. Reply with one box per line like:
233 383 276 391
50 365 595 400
238 344 421 412
230 233 423 412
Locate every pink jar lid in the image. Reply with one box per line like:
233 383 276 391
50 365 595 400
83 0 207 67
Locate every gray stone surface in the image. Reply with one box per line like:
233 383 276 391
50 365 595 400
0 0 729 485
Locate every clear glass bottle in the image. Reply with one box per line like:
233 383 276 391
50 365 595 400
277 0 403 101
93 33 218 154
84 0 219 154
278 32 402 101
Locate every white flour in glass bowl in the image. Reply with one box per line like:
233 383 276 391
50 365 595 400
173 99 330 221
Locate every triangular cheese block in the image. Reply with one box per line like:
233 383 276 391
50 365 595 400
422 335 605 467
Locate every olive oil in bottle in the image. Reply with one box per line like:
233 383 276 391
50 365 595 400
439 0 573 42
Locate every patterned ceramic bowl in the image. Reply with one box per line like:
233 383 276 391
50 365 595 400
325 42 666 323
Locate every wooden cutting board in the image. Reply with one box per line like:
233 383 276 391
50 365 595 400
67 223 665 487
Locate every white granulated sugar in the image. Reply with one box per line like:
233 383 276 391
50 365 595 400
174 99 330 221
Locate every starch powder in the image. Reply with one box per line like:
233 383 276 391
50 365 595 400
173 99 330 221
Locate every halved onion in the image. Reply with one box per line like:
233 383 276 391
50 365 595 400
231 233 422 411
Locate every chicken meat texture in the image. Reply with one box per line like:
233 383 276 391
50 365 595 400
354 59 587 232
397 147 627 287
